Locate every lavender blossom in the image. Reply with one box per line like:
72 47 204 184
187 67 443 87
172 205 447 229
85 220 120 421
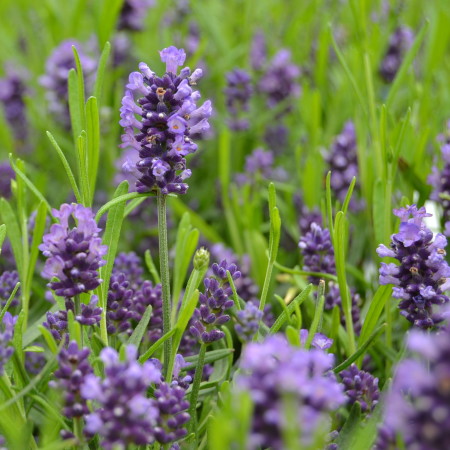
376 205 450 328
250 31 267 71
378 322 450 448
379 26 414 83
0 162 15 199
0 313 16 375
325 121 363 211
236 334 346 449
81 346 161 449
340 364 379 413
107 271 135 335
0 270 19 308
112 251 144 289
264 124 288 154
428 122 450 224
25 348 46 375
0 66 27 139
133 280 163 342
43 310 68 343
39 203 107 298
299 329 333 350
190 260 238 344
295 194 323 236
224 68 252 131
119 46 212 194
39 40 97 126
51 341 92 418
118 0 154 31
76 295 102 326
235 302 263 342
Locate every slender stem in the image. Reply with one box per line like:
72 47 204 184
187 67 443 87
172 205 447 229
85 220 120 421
188 343 206 434
74 295 83 347
157 191 172 375
73 417 83 449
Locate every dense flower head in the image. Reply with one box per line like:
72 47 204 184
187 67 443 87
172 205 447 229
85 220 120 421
43 310 68 343
133 280 163 342
113 251 144 289
39 40 97 126
237 334 346 449
378 322 450 448
428 120 450 224
325 121 363 211
299 222 335 283
257 49 301 110
295 194 323 236
0 312 16 376
76 295 102 326
340 364 379 413
376 205 450 328
379 26 414 83
0 270 20 308
119 46 212 194
51 341 92 418
106 271 135 335
0 66 27 138
224 68 253 131
235 302 264 342
190 260 238 343
118 0 154 31
25 348 46 375
81 346 162 449
0 162 15 199
39 203 107 298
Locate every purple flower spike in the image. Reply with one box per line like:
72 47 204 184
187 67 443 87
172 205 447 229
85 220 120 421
377 204 450 328
39 203 107 298
224 68 253 131
120 48 211 194
0 161 15 199
237 334 346 449
118 0 154 31
51 341 92 418
0 312 16 375
235 302 264 342
0 270 20 308
81 345 161 449
76 295 102 326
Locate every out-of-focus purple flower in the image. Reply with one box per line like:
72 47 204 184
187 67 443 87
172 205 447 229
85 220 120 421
325 121 363 211
299 222 335 283
250 31 267 71
0 162 15 199
0 66 27 139
235 302 263 342
39 203 107 298
25 347 46 375
113 252 144 290
340 364 379 413
81 346 161 449
50 341 92 418
118 0 154 31
236 334 346 449
378 322 450 448
43 310 68 343
257 49 301 110
379 26 414 83
120 46 212 195
224 69 253 131
376 205 450 328
0 270 20 308
0 312 16 375
300 329 333 350
190 260 238 343
428 121 450 224
295 195 323 236
39 40 97 126
264 124 288 154
114 148 141 190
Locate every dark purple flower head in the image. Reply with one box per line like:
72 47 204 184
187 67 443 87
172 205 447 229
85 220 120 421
377 205 450 328
51 341 92 418
235 302 263 342
39 40 97 126
190 259 237 344
107 271 135 335
133 280 163 342
0 270 20 308
299 222 335 283
39 203 107 298
118 0 154 31
43 310 68 343
25 348 46 375
379 26 414 83
325 121 363 211
0 66 27 139
224 68 253 131
0 162 15 199
76 295 102 326
120 46 211 194
113 251 144 289
379 321 450 448
81 346 161 449
0 312 16 375
237 334 346 449
340 364 379 413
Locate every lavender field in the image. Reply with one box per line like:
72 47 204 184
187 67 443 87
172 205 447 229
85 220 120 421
0 0 449 449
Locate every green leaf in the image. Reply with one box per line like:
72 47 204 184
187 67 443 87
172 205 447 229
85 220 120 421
285 325 300 347
184 349 234 372
67 310 82 347
93 41 111 102
85 96 100 202
95 192 147 222
145 249 161 284
0 282 20 321
269 284 313 334
68 68 82 144
38 326 59 355
71 46 86 131
305 280 326 349
97 0 125 46
0 224 6 251
138 328 178 363
127 305 152 348
335 403 362 448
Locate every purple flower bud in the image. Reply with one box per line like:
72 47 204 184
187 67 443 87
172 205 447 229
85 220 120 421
160 46 186 74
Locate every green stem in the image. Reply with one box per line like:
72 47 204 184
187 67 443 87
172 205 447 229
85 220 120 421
157 191 172 375
74 295 83 347
73 417 83 449
188 343 206 434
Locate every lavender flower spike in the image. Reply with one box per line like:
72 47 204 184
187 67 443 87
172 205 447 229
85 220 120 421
119 47 212 194
39 203 107 298
376 204 450 328
235 302 263 342
0 313 17 375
